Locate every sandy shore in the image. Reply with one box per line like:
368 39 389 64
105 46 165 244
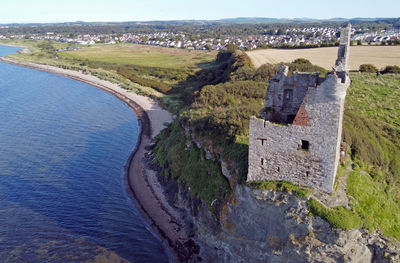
0 57 198 262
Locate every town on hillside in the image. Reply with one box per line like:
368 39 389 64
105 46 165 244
1 25 399 51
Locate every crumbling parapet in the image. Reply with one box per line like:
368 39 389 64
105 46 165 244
335 23 351 73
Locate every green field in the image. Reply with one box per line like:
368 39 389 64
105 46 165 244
2 40 217 100
346 72 400 128
59 44 217 69
308 72 400 239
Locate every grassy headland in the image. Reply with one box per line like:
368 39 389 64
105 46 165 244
154 52 400 240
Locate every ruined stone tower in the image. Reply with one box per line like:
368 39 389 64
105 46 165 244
247 24 351 193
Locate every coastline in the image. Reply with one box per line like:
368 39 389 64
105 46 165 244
0 57 198 262
0 43 30 53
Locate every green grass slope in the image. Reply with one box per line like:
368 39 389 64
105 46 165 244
309 72 400 240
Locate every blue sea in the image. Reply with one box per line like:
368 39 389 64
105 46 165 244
0 45 168 262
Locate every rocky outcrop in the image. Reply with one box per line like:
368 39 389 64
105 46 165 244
167 182 399 262
156 126 399 263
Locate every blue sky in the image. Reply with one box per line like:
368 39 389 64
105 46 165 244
1 0 398 23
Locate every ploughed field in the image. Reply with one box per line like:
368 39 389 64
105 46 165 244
60 44 217 69
247 46 400 70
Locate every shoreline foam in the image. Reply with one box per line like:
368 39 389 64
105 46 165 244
0 57 198 262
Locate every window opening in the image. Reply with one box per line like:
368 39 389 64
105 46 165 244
301 140 309 151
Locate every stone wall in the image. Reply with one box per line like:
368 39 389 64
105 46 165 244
263 68 319 124
335 24 351 72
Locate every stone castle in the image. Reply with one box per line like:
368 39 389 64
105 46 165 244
247 24 352 193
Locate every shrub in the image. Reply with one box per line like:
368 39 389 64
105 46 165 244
382 65 400 74
292 58 311 64
359 64 378 73
153 121 231 211
253 63 280 81
287 58 327 74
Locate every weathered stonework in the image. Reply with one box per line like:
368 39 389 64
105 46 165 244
247 24 352 193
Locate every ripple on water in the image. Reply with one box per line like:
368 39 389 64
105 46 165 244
0 46 169 263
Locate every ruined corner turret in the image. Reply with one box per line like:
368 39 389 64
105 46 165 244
247 24 352 193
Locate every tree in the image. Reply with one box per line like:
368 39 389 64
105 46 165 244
226 43 238 53
357 39 362 46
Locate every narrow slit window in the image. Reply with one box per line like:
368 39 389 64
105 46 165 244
277 167 280 172
261 158 264 166
306 171 310 177
301 140 309 151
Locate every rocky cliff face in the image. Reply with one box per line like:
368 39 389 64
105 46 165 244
164 177 399 263
154 127 399 263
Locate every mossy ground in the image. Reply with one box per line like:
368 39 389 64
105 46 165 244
248 181 313 198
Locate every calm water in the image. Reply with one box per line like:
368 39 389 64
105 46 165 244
0 45 168 262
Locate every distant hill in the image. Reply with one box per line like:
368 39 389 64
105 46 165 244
1 17 399 26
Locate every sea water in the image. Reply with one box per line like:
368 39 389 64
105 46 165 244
0 45 168 262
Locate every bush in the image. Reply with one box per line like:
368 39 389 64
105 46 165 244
287 58 327 74
292 58 311 64
359 64 378 73
153 121 231 211
183 81 267 141
253 63 280 81
382 65 400 74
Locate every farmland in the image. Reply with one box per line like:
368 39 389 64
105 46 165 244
59 44 217 69
247 46 400 70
